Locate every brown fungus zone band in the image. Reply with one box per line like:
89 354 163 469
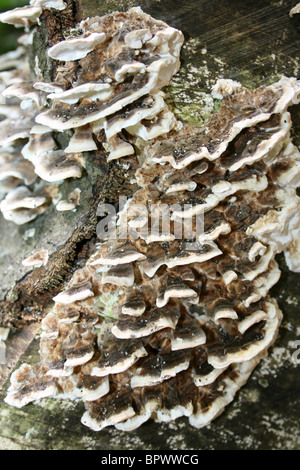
0 2 300 432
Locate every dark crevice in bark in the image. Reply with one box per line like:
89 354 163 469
29 0 83 82
0 152 137 329
0 2 139 329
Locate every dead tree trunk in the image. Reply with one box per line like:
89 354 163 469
0 0 299 450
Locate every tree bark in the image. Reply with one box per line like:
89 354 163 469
0 0 299 450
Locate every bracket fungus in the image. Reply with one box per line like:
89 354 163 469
22 248 49 267
0 2 300 434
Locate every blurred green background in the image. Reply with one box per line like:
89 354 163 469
0 0 29 54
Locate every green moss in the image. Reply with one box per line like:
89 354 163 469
93 291 120 321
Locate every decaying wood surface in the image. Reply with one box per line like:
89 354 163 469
0 0 299 450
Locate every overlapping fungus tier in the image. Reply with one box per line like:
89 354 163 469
0 4 184 222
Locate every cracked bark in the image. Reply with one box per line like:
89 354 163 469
0 156 137 328
0 0 299 450
0 0 138 329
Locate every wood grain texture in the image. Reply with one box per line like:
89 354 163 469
80 0 300 86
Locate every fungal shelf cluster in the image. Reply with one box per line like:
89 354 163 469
0 1 299 432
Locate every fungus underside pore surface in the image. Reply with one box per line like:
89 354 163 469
0 0 300 449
